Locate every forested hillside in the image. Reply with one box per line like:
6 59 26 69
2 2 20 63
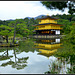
0 14 75 38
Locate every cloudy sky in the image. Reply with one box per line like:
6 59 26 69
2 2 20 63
0 1 69 20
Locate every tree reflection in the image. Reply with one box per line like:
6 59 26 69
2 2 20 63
0 39 35 70
11 57 29 70
34 38 75 74
17 39 35 53
54 38 75 74
0 48 13 61
44 39 75 74
45 57 73 74
11 49 29 70
0 48 29 70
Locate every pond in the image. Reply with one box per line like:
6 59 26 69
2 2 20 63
0 38 75 74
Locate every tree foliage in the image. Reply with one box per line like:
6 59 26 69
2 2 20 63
41 1 75 15
0 14 74 43
57 19 75 34
71 17 75 21
0 25 14 43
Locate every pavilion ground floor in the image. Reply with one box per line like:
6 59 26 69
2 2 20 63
33 29 60 35
33 34 62 39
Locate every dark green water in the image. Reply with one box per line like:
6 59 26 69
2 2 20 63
0 38 75 74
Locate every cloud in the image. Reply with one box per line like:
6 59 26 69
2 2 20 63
0 1 69 20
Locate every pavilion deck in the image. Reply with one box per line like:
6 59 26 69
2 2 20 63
33 34 62 39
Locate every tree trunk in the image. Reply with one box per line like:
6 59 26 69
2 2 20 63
7 49 8 57
13 36 15 44
13 23 16 44
6 36 8 43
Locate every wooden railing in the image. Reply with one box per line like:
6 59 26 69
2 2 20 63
33 34 61 39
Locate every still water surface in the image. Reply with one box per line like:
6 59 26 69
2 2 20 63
0 38 74 74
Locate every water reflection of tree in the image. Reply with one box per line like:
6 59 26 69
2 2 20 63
45 56 73 74
11 49 29 70
54 39 75 74
44 38 75 74
0 48 29 70
18 39 36 53
0 39 36 70
0 48 13 61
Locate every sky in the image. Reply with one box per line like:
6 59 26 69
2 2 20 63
0 1 69 20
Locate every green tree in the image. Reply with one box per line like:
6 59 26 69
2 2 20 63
57 19 75 34
0 20 9 26
0 25 14 43
71 17 75 21
41 1 75 15
16 23 30 37
55 24 75 64
24 18 39 31
8 19 29 43
8 21 17 43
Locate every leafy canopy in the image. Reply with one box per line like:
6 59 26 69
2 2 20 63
41 1 75 15
0 25 14 36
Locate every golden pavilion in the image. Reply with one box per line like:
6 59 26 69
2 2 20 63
34 38 62 58
33 15 63 38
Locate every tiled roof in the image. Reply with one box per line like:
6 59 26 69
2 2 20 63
33 23 63 26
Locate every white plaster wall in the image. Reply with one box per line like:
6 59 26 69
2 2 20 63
55 30 60 34
55 39 60 43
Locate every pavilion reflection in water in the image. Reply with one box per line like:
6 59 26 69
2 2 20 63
34 38 73 74
34 38 62 58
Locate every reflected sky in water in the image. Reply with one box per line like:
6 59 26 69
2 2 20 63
0 38 74 74
0 50 56 74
